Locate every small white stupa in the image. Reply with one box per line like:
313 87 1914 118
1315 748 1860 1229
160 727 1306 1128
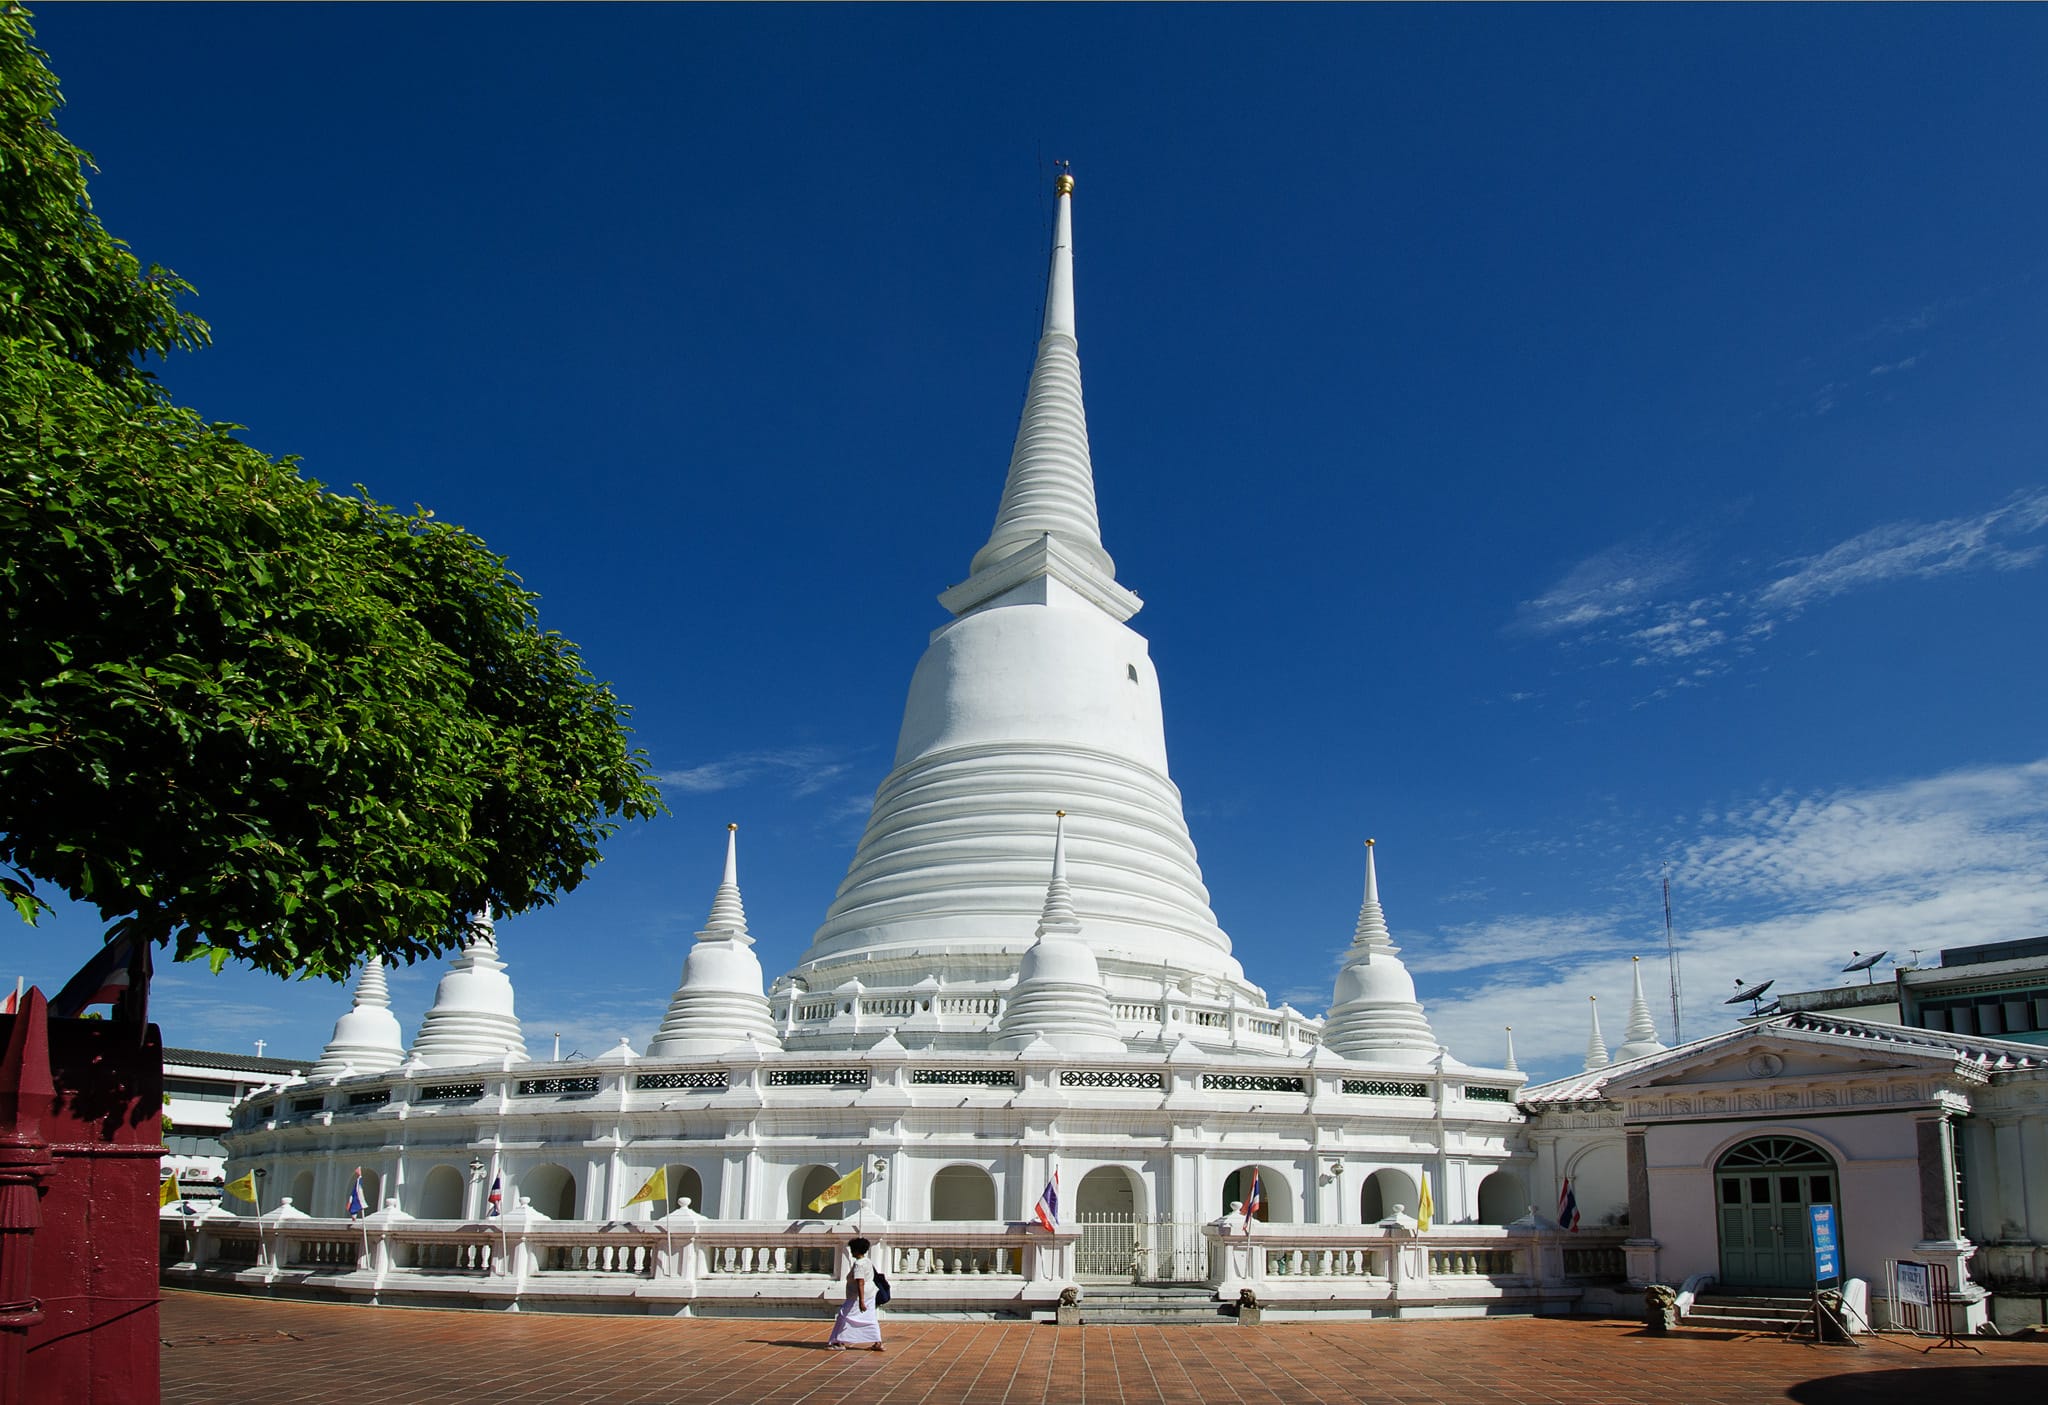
1613 956 1669 1062
1503 1026 1518 1073
1583 996 1610 1072
646 825 782 1057
409 913 529 1068
1320 841 1440 1066
309 956 405 1077
995 813 1125 1053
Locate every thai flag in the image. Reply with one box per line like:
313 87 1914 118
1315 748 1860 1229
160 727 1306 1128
346 1168 367 1220
1557 1177 1580 1232
50 934 136 1017
1242 1170 1264 1235
487 1174 503 1217
1033 1169 1060 1232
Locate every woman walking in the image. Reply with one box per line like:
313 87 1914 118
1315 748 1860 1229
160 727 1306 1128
827 1237 884 1351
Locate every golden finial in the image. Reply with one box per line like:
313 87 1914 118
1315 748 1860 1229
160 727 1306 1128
1366 837 1376 847
1053 159 1073 197
727 822 738 832
1589 995 1597 1003
1056 809 1067 818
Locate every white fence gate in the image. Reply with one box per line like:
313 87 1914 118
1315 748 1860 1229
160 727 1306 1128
1077 1213 1208 1282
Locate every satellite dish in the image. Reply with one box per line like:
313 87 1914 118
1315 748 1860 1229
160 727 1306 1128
1726 978 1774 1005
1842 950 1888 983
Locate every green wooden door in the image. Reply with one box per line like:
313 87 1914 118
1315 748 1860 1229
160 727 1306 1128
1715 1137 1839 1289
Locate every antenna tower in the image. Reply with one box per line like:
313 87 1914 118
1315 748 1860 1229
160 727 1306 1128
1663 869 1684 1043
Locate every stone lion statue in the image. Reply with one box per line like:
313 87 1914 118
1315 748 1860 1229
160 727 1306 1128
1058 1286 1081 1307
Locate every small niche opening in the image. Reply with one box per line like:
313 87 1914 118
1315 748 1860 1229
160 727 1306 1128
1126 664 1139 683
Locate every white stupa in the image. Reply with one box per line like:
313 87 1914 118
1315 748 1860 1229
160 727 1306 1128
995 812 1124 1053
1320 841 1441 1066
308 956 405 1077
795 170 1255 1014
646 825 782 1057
1612 957 1669 1062
408 913 528 1068
1583 996 1610 1072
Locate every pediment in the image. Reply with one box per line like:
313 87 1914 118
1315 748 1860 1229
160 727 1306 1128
1604 1027 1959 1097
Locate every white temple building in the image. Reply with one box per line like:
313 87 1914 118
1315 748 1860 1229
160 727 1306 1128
191 175 2048 1331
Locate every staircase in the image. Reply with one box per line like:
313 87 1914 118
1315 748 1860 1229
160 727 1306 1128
1063 1284 1229 1325
1683 1292 1816 1333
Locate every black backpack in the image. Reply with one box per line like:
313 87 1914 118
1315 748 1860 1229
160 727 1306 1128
873 1269 892 1306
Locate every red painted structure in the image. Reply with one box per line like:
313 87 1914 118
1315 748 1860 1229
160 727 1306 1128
0 991 163 1404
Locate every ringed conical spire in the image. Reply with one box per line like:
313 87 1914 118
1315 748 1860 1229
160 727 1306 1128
1614 956 1669 1062
795 174 1251 1016
648 825 781 1057
1583 996 1610 1072
996 813 1125 1053
310 955 405 1077
410 914 529 1069
961 168 1124 602
1321 840 1441 1066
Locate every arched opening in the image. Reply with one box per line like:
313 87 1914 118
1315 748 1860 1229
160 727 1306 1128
288 1170 313 1212
794 1164 856 1220
664 1163 707 1217
1715 1135 1840 1289
1476 1169 1525 1226
1221 1165 1289 1223
417 1164 466 1220
1360 1167 1419 1224
1075 1167 1139 1279
930 1165 997 1221
521 1163 579 1220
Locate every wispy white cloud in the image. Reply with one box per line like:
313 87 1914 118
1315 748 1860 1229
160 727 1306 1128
1758 489 2048 612
1518 488 2048 696
655 745 862 798
1512 539 1696 637
1417 756 2048 1081
1869 355 1920 377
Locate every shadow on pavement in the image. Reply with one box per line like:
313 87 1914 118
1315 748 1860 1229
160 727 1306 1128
1790 1365 2043 1404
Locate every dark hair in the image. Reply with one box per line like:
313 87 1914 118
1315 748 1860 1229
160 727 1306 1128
848 1236 872 1256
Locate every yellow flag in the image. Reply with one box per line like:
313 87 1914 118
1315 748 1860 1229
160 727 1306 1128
806 1166 862 1214
1417 1171 1434 1232
159 1172 181 1207
624 1166 668 1208
223 1172 258 1204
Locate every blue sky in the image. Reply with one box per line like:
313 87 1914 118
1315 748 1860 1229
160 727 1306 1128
14 6 2048 1083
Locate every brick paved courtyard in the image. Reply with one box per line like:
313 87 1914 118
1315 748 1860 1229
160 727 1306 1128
158 1290 2041 1405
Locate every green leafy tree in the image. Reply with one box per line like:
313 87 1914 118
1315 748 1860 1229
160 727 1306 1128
0 5 663 983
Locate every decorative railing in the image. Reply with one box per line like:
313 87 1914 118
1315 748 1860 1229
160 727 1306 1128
1430 1247 1516 1276
1464 1086 1514 1103
516 1076 599 1096
766 1068 869 1089
1343 1080 1429 1098
419 1082 485 1102
937 996 1001 1016
1112 1002 1161 1022
1059 1070 1163 1090
860 997 918 1017
1562 1245 1627 1279
167 1212 1626 1313
1202 1074 1305 1093
909 1068 1017 1088
346 1089 390 1107
634 1070 728 1091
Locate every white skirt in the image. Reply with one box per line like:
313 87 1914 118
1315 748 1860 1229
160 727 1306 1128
828 1298 882 1345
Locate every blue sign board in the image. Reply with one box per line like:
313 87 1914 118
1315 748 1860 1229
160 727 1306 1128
1810 1203 1840 1284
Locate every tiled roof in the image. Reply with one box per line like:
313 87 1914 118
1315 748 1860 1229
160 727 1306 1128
163 1046 309 1075
1776 1011 2048 1071
1516 1011 2048 1109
